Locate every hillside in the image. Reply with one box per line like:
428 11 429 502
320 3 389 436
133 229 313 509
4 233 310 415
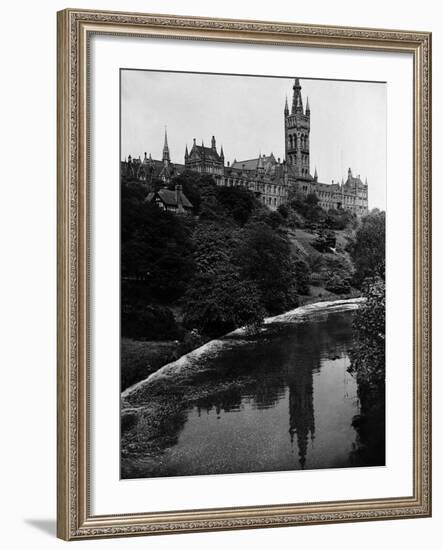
287 226 360 304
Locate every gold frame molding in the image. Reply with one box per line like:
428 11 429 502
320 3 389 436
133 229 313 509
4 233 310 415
57 8 432 540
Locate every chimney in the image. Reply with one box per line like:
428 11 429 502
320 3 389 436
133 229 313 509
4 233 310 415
175 183 184 213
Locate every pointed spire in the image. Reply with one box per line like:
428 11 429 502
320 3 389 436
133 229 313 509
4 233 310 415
211 135 216 150
184 144 189 162
257 152 265 174
162 126 170 163
220 145 224 158
284 95 289 114
314 167 318 181
365 176 368 186
306 96 310 114
291 77 303 114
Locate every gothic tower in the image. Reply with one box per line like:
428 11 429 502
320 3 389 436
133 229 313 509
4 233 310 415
284 78 311 178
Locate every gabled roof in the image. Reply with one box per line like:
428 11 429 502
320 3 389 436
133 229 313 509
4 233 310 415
231 153 276 172
189 145 222 163
344 175 365 189
147 188 193 209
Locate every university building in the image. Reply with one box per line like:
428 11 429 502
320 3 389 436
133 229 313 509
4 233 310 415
121 78 369 216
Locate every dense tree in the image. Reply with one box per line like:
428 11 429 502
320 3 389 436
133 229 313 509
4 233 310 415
312 229 336 253
168 171 217 214
348 210 385 287
349 277 385 385
325 208 356 230
216 186 261 226
288 191 326 227
121 189 195 302
182 221 264 335
182 265 265 336
235 222 299 314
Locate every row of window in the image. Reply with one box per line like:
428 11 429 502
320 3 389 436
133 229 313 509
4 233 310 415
261 196 279 207
223 178 286 197
287 134 309 150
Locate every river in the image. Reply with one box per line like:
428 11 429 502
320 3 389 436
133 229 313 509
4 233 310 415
121 298 385 479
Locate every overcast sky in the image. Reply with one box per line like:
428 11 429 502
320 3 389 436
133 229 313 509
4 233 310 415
121 70 386 210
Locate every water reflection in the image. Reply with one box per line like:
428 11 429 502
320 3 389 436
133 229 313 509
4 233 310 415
121 310 385 478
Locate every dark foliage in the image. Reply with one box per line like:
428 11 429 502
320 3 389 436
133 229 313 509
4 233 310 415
325 208 356 230
216 185 261 225
235 222 299 314
182 221 265 336
168 171 216 214
121 186 195 303
289 192 326 227
349 278 386 465
349 278 385 385
182 266 265 336
122 305 179 340
325 273 351 294
348 210 385 287
312 229 337 253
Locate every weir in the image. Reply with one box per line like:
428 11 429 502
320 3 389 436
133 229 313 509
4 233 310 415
122 297 364 402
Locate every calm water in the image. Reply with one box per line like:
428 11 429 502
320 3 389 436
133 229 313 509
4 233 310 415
121 308 385 478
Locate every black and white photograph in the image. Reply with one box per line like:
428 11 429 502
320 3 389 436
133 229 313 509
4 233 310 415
120 70 386 479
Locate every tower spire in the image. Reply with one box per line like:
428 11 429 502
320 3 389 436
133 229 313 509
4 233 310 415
292 77 303 114
284 95 289 115
305 96 310 115
162 126 170 163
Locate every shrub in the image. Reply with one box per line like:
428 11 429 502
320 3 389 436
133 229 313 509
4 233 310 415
312 229 336 253
348 210 385 287
349 277 385 385
325 273 351 294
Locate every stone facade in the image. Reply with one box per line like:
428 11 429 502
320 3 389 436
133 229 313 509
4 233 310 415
121 78 369 216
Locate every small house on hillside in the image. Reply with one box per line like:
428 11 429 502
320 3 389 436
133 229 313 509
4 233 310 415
146 184 193 215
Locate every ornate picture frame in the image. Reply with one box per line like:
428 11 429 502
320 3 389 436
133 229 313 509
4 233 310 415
57 8 431 540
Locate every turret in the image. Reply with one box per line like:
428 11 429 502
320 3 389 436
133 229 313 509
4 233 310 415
220 145 224 163
284 95 289 116
184 144 189 161
305 96 310 117
211 135 216 150
257 153 265 175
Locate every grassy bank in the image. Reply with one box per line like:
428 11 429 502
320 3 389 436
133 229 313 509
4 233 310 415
121 339 181 391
